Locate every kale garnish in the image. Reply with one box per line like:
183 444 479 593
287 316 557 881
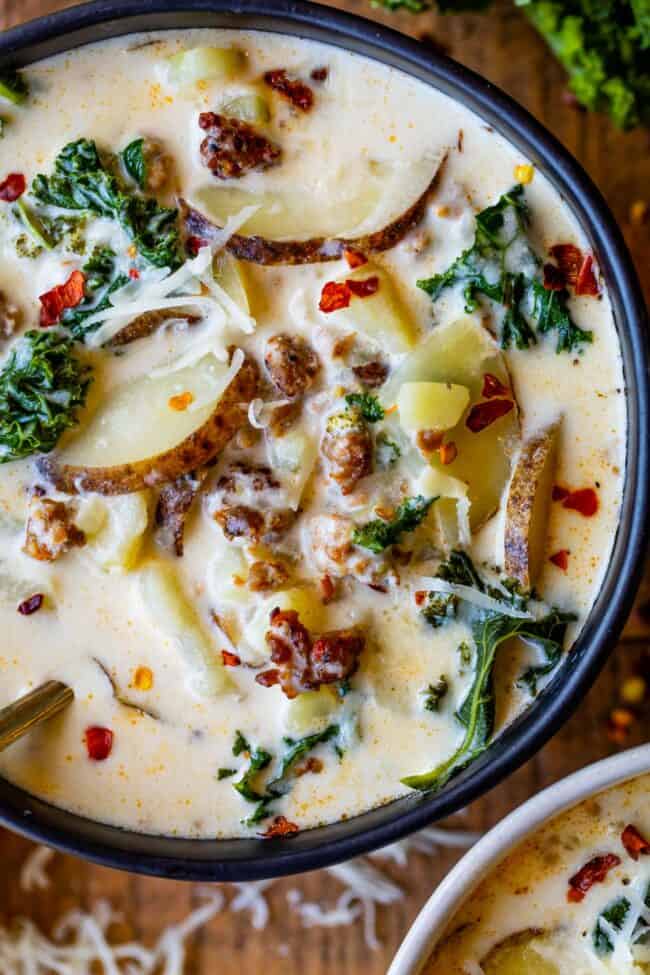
232 730 250 757
422 677 450 712
593 896 631 955
353 495 437 553
0 330 91 463
15 199 87 256
32 138 180 269
267 725 340 795
61 246 129 342
0 68 28 105
121 138 147 189
422 592 458 628
417 184 592 354
217 767 236 780
375 433 401 469
345 392 385 423
437 549 486 591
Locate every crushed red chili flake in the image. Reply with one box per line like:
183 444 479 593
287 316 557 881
17 593 44 616
85 726 114 761
549 549 570 571
319 281 351 313
255 668 280 688
0 172 26 202
562 487 599 517
567 853 621 902
543 262 567 291
439 441 458 465
261 815 300 839
575 255 599 297
466 398 514 433
482 373 510 398
263 69 314 112
622 824 650 860
414 590 427 607
550 243 583 287
186 235 208 257
310 66 329 83
221 650 241 667
346 276 380 299
39 269 86 327
344 248 368 269
128 268 140 280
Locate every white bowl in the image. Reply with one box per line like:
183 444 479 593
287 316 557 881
389 744 650 975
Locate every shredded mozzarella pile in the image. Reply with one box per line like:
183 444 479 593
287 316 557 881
8 825 480 970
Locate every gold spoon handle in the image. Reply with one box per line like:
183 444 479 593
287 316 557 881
0 681 73 752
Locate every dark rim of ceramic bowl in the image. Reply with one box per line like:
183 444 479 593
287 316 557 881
0 0 647 882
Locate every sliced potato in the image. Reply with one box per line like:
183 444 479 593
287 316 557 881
77 492 149 572
168 46 245 85
330 264 418 354
504 422 559 590
286 686 341 733
212 251 250 314
39 353 258 496
139 561 233 696
481 929 559 975
397 382 470 434
384 317 520 530
220 92 271 125
269 426 319 509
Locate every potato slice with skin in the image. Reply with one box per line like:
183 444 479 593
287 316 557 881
38 352 258 496
330 264 418 354
397 382 470 434
286 686 341 734
504 422 559 590
139 561 233 696
481 928 559 975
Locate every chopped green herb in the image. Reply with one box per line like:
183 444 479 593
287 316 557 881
32 138 180 268
458 640 473 669
418 185 592 354
423 676 450 712
15 233 43 260
345 392 385 423
268 725 340 795
593 897 630 955
121 137 147 189
422 592 459 628
375 433 401 469
0 68 28 105
62 246 129 343
0 330 91 463
233 746 273 803
232 730 250 757
353 495 437 553
437 550 486 591
217 767 236 780
15 200 88 256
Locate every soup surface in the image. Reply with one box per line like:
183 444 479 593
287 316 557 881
426 772 650 974
0 30 624 837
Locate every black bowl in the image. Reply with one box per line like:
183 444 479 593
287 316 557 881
1 0 648 882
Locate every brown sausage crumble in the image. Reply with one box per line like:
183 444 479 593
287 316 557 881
198 112 282 180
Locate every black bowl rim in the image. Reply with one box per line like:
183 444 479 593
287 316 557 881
0 0 648 883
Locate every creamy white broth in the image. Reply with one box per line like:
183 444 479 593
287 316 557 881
426 774 650 974
0 30 624 837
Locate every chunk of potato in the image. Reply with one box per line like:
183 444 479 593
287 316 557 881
220 92 271 124
206 544 249 607
139 562 233 696
286 686 341 733
269 427 319 510
397 382 470 435
504 423 559 590
481 929 559 975
212 251 250 314
76 492 149 572
168 46 245 85
384 317 520 530
330 264 418 354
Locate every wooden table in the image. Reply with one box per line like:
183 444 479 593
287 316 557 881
1 1 649 971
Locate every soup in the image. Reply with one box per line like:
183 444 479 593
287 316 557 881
426 773 650 973
0 29 624 838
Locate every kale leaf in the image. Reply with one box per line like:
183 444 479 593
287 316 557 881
61 246 129 343
345 392 385 422
422 592 459 628
436 549 486 591
422 677 450 711
232 730 250 756
417 184 592 354
32 139 180 269
593 896 631 955
0 330 91 463
353 495 437 553
267 725 340 795
0 68 28 105
15 199 87 257
121 138 147 189
217 767 236 780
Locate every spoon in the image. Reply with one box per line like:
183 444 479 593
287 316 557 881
0 681 74 753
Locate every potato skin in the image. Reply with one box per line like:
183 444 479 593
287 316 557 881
38 354 258 496
503 422 559 590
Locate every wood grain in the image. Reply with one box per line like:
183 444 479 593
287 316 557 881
1 1 649 972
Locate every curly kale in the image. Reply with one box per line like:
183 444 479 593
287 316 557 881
418 184 592 354
344 392 385 423
0 330 91 462
422 592 459 627
121 138 147 189
353 495 437 553
62 246 129 343
422 676 450 711
32 139 180 269
0 68 28 105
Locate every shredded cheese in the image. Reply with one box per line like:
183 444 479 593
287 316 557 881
416 577 535 620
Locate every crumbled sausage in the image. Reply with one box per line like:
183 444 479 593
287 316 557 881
213 504 265 543
264 333 320 398
309 514 354 571
257 607 365 697
352 360 389 388
198 112 282 180
268 400 302 437
141 138 173 192
263 508 297 543
0 291 20 339
248 559 290 592
321 409 372 495
24 497 85 562
263 70 314 112
217 462 280 498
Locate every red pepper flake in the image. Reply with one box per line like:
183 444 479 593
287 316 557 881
552 485 570 502
549 549 570 571
466 398 514 433
221 650 241 667
562 487 599 518
414 590 427 607
575 254 599 297
344 248 368 269
255 668 280 688
263 69 314 112
310 66 329 83
482 373 510 398
416 429 444 453
439 441 458 465
319 281 351 313
17 593 44 616
550 243 583 287
0 172 26 202
567 853 621 903
346 276 380 299
85 726 114 761
319 574 336 605
543 262 567 291
128 268 140 280
39 269 86 327
622 824 650 860
186 235 208 257
261 815 300 839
